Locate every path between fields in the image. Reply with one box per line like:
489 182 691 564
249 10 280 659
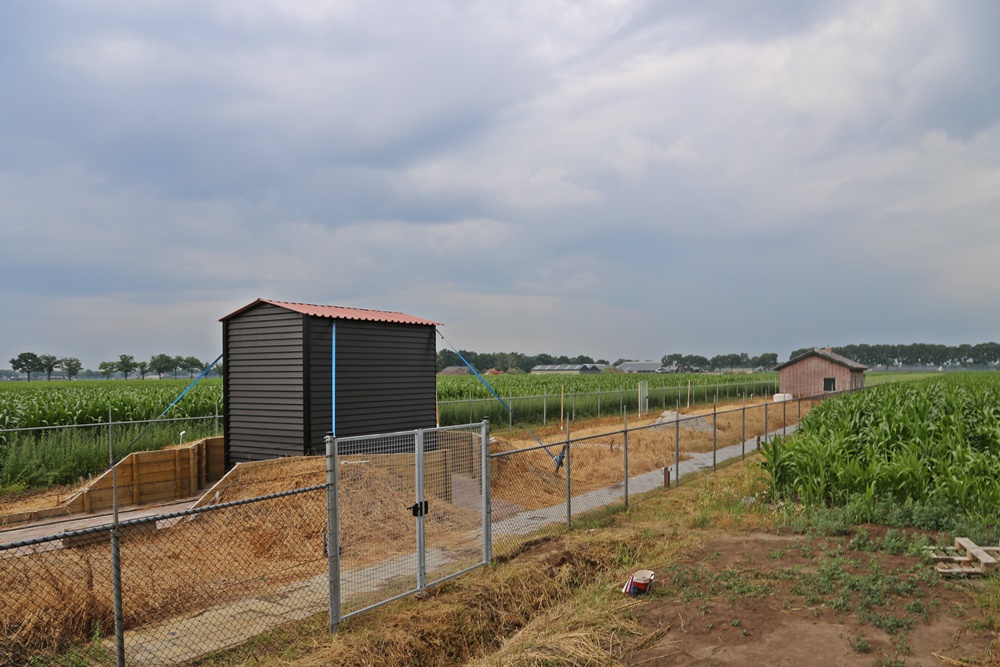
108 424 796 666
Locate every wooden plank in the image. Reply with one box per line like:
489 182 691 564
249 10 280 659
140 480 179 501
190 445 198 495
174 449 182 499
199 441 206 489
135 470 183 485
956 537 997 570
131 455 140 504
136 460 182 477
137 450 177 464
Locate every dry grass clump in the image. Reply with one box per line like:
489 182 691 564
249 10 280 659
468 595 650 667
289 538 636 667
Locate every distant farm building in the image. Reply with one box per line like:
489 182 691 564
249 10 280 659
616 361 663 374
530 364 605 375
437 365 472 376
774 348 866 398
221 299 440 466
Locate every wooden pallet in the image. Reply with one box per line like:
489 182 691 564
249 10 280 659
924 537 999 576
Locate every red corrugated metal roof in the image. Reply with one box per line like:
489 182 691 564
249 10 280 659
220 299 441 326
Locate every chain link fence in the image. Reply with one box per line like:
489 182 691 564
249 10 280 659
488 390 839 557
1 482 327 666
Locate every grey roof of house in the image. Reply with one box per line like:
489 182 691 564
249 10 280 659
531 364 603 372
774 348 868 371
616 361 664 373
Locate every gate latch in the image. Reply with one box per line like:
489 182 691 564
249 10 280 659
408 501 429 517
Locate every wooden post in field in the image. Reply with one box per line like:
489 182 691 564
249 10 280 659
741 396 746 460
560 384 565 430
687 380 691 408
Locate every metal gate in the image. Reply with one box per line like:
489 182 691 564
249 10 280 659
326 420 490 626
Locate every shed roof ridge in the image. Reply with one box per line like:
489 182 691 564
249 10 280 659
265 299 411 316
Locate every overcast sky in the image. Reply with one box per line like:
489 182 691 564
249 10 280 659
3 0 999 370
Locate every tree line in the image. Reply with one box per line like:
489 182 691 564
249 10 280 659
6 352 222 381
436 350 610 374
659 352 779 371
789 342 1000 369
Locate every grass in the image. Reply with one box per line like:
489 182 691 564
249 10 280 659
0 418 220 493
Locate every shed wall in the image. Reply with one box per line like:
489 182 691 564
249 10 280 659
334 319 437 437
224 303 306 463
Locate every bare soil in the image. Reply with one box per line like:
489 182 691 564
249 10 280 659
631 529 997 666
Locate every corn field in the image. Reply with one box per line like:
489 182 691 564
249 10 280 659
763 373 1000 521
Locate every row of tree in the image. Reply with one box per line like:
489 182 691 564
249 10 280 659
7 352 221 381
436 350 609 374
659 352 779 371
789 343 1000 368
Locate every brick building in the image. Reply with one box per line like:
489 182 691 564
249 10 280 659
774 348 866 398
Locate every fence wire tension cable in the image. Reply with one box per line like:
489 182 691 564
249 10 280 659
437 331 565 472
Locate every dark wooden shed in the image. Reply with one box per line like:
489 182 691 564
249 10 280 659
774 347 867 398
221 299 440 466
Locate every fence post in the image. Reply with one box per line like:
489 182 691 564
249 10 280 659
572 389 576 421
741 396 746 460
543 388 547 425
214 401 220 436
598 385 601 418
509 392 512 429
325 435 341 632
712 401 717 471
110 409 125 667
468 391 473 423
415 429 426 591
764 400 769 444
623 411 629 508
482 419 492 564
565 418 572 529
675 398 680 488
783 396 787 435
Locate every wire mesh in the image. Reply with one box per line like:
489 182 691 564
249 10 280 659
334 431 419 617
1 485 327 666
333 424 489 618
423 425 486 587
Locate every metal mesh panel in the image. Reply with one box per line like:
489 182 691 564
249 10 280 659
333 424 488 619
1 530 116 665
566 429 628 519
118 488 328 664
335 431 419 617
424 425 485 586
489 441 568 558
1 485 327 666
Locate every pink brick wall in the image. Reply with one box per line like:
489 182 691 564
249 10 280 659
779 357 864 397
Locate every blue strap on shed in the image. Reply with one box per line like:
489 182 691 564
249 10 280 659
115 354 224 463
157 353 224 419
438 332 565 472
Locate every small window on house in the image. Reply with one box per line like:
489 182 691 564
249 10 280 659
823 377 836 392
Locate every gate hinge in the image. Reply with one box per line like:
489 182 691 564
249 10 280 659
408 500 429 517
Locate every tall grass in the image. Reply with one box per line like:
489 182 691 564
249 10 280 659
763 374 1000 524
0 418 220 491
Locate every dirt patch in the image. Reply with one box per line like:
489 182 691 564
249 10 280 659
631 531 996 666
